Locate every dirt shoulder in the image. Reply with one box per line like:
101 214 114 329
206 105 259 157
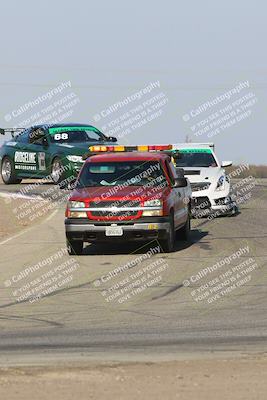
0 197 30 240
0 195 55 241
0 355 266 400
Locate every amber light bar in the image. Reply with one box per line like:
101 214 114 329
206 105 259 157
88 144 173 152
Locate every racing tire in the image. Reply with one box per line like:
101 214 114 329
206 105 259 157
228 204 239 217
51 157 64 185
160 213 175 253
177 213 191 241
1 156 22 184
67 239 83 255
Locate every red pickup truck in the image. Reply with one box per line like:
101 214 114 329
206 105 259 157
65 148 192 255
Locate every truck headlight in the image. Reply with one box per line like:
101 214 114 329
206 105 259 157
66 155 84 163
67 201 87 217
216 175 225 190
142 199 163 216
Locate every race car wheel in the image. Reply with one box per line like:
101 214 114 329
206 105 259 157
67 239 83 255
51 157 64 184
228 204 239 217
177 213 191 241
160 212 175 253
1 156 22 184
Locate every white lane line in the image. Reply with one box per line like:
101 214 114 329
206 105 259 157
0 226 34 245
0 209 59 246
45 209 59 222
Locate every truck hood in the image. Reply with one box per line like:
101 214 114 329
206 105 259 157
70 185 169 202
183 167 223 183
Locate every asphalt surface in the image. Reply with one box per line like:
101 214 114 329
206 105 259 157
0 180 266 364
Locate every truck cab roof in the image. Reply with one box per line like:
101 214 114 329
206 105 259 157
85 152 170 163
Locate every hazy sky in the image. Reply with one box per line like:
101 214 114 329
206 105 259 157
1 0 266 164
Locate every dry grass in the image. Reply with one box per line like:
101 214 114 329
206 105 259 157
228 165 267 178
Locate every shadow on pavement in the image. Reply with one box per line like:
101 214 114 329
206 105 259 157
82 228 209 256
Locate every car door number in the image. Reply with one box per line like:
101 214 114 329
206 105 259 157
54 133 69 140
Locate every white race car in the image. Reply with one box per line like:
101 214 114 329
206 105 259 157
172 143 238 217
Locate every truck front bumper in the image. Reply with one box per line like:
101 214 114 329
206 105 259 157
65 217 170 242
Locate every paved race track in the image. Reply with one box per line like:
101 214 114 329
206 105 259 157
0 180 266 364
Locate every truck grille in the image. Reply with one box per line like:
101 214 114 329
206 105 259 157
89 200 141 219
190 182 211 192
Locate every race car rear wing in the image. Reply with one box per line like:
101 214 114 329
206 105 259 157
172 143 215 151
0 128 26 138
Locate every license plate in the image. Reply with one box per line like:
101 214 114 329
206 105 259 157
105 226 123 236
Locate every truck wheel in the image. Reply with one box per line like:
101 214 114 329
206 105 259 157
1 156 22 184
177 214 191 241
51 157 64 184
160 213 175 253
67 239 83 255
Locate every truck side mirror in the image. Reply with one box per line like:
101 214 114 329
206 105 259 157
176 168 185 178
174 177 187 188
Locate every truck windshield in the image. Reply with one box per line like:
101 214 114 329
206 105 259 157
77 161 167 188
174 151 217 168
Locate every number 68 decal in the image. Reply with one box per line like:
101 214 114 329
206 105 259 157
54 133 68 140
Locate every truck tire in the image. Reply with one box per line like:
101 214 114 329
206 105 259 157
1 156 22 184
177 213 191 241
67 239 83 255
160 213 175 253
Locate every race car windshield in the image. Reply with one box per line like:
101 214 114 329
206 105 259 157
174 151 218 168
76 161 167 188
49 127 106 143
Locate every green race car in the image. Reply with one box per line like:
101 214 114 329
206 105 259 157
0 123 117 186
